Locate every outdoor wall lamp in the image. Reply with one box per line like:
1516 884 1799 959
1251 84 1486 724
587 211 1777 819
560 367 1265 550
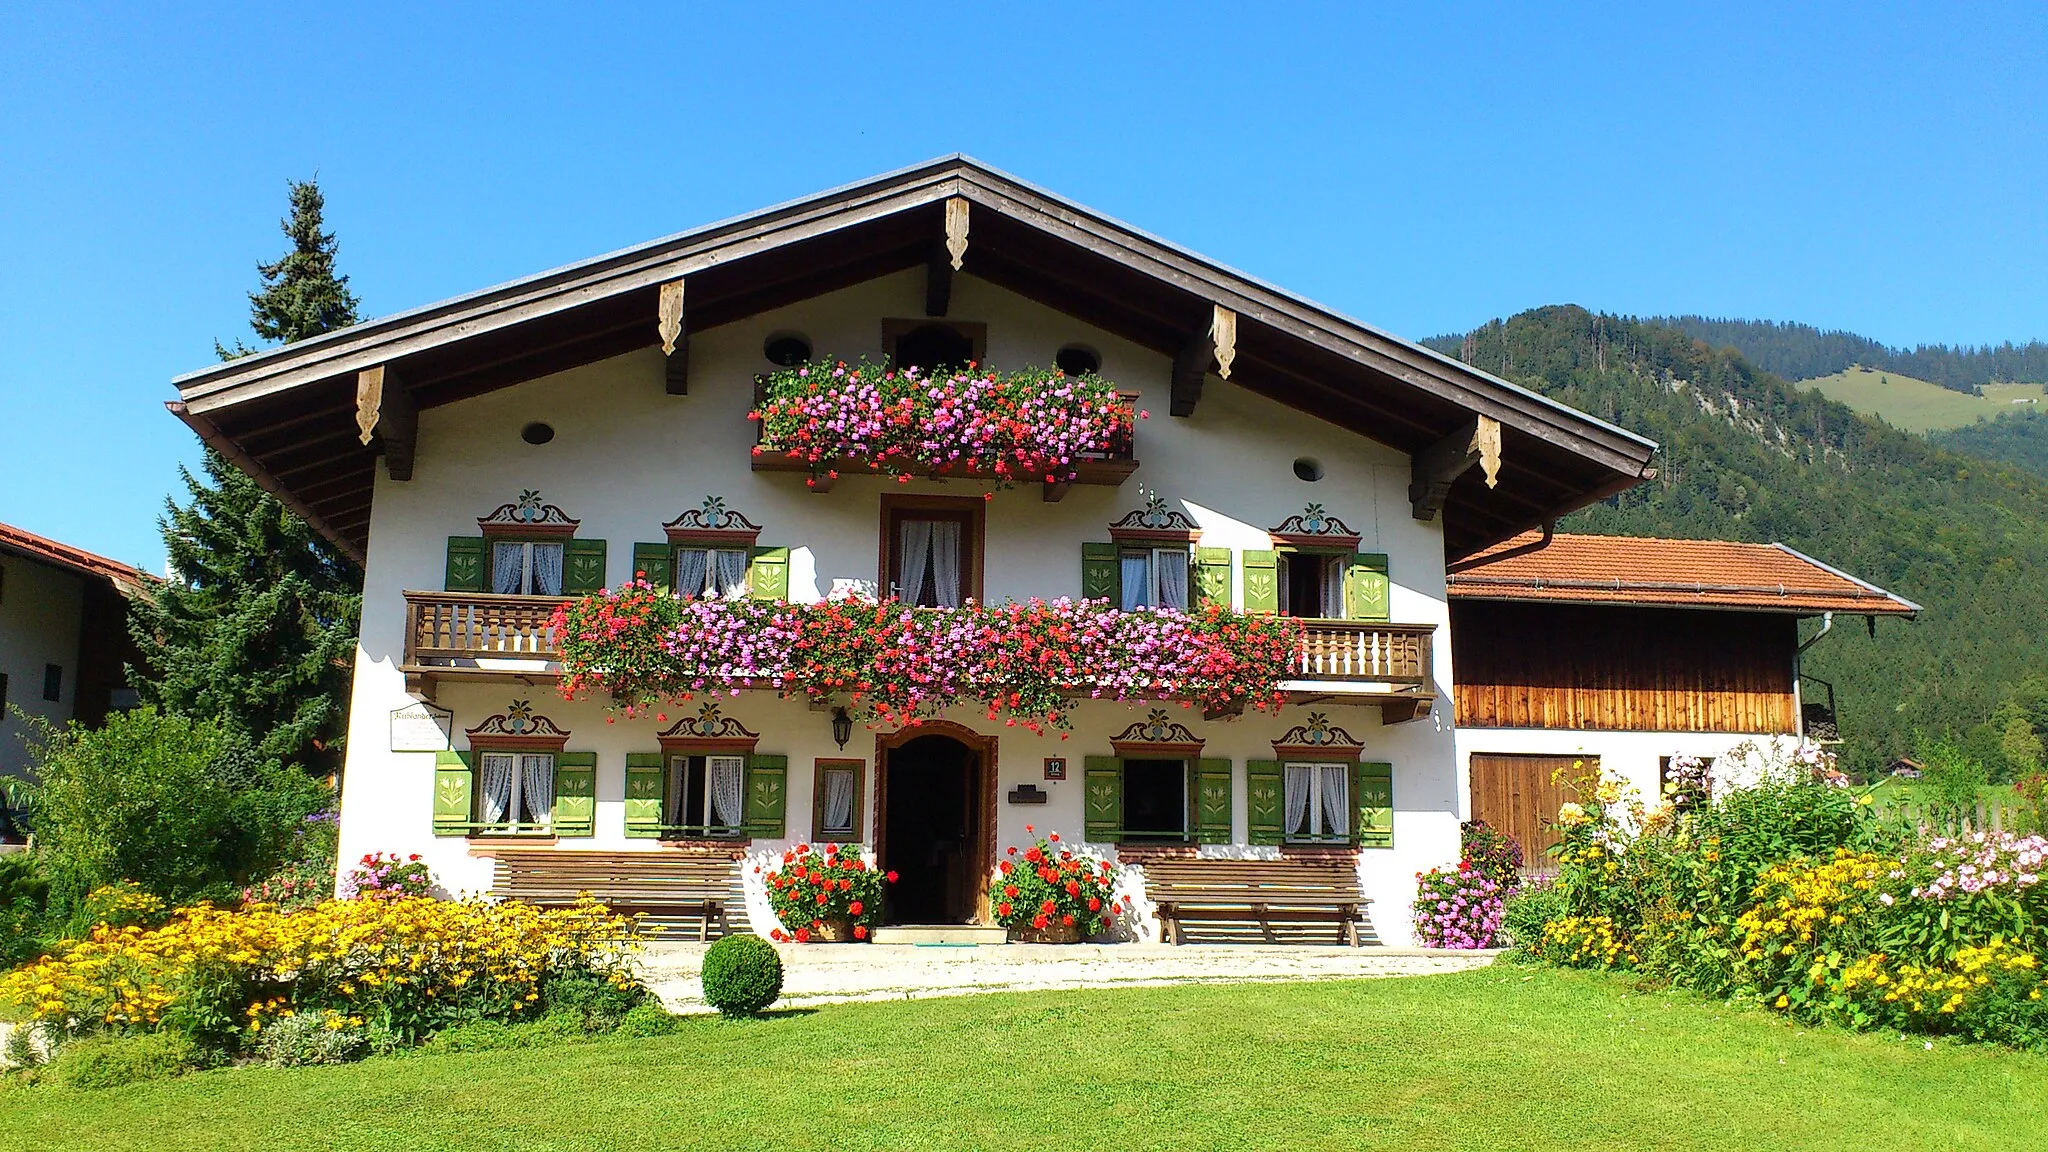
831 707 853 749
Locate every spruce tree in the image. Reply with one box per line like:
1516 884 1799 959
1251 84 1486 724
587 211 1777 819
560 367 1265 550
132 179 364 773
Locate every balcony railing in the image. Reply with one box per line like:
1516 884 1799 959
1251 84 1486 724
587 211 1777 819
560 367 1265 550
405 591 568 666
1290 620 1434 685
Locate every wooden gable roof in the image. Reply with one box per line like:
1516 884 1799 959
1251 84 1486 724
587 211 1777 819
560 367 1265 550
168 156 1658 564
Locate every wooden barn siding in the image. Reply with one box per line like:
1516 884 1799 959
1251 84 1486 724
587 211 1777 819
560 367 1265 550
1450 602 1799 733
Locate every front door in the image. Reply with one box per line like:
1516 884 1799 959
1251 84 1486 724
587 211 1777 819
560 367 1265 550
879 734 983 924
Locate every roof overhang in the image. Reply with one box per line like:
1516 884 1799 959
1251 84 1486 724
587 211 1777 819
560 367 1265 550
169 155 1658 564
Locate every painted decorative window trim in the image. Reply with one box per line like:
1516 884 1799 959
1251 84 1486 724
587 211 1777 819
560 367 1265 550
1109 708 1206 757
663 494 763 548
1107 491 1201 546
1266 503 1361 552
478 489 580 540
465 700 571 752
655 701 762 755
1269 711 1363 759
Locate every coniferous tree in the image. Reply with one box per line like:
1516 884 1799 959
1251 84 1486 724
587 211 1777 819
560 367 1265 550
132 179 364 773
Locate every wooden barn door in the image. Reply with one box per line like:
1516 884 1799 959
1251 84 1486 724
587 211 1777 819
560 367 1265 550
1468 754 1597 874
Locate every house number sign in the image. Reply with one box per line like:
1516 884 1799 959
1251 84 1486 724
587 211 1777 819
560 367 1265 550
390 702 455 752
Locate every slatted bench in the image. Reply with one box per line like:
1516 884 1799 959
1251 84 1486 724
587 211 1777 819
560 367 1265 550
487 849 743 941
1143 858 1372 946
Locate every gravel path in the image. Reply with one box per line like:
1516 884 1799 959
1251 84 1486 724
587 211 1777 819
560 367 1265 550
641 942 1499 1013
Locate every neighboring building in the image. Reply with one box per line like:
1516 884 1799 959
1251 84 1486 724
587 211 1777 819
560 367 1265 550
1448 531 1918 863
0 521 149 780
164 157 1719 943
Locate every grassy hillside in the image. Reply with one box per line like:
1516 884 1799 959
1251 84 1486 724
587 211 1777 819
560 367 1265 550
1796 366 2044 432
1654 315 2048 395
1428 307 2048 773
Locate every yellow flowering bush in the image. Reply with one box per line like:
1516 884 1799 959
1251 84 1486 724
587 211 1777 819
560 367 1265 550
1536 915 1637 968
0 895 648 1051
1733 849 1892 1014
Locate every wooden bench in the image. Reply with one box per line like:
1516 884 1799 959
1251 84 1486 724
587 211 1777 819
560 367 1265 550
487 849 742 941
1142 858 1372 946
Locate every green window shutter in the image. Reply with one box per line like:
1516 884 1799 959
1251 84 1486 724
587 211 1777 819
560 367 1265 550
1247 759 1284 845
624 752 665 839
563 539 608 594
1081 542 1120 603
445 537 486 592
745 754 788 838
1345 553 1391 622
432 750 476 836
1194 546 1233 609
1356 761 1393 848
747 546 790 601
553 751 596 838
631 542 673 594
1242 550 1279 613
1083 756 1121 841
1194 758 1233 844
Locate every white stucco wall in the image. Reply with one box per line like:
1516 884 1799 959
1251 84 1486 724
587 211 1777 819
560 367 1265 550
1453 726 1800 817
0 554 83 777
336 269 1462 944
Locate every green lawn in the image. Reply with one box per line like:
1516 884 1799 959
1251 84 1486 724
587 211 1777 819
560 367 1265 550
5 967 2044 1152
1795 366 2046 433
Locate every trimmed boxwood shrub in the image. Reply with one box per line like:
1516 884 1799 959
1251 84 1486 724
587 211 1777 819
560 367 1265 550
701 933 782 1016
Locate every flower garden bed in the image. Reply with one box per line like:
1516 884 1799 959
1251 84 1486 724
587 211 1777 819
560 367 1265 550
553 587 1301 732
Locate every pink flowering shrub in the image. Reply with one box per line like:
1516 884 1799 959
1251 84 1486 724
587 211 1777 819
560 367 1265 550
1411 864 1507 949
1911 832 2048 902
750 358 1139 486
554 589 1302 733
340 852 435 901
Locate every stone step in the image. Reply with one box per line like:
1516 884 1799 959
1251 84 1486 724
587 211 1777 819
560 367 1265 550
869 923 1009 946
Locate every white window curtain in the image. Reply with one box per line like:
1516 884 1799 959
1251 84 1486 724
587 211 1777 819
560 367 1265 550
479 752 516 827
531 543 565 596
1317 764 1349 839
897 520 933 605
713 550 751 599
1119 552 1150 611
519 754 555 827
709 756 746 831
491 543 527 595
675 549 710 599
1283 764 1313 839
822 768 856 835
1156 550 1189 611
1321 556 1347 620
928 520 962 607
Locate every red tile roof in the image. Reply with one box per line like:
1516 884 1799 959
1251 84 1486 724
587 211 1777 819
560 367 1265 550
0 521 151 592
1446 532 1919 616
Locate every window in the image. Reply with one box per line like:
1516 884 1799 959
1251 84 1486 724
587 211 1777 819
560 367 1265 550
666 754 748 838
490 540 565 596
1117 548 1190 611
887 321 979 374
42 665 61 703
1055 345 1101 376
475 751 555 834
764 333 812 366
1121 759 1190 843
1283 762 1350 844
813 759 865 840
883 498 982 608
1278 553 1345 619
673 548 751 599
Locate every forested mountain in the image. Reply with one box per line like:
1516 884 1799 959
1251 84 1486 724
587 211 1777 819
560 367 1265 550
1929 410 2048 481
1426 307 2048 775
1647 316 2048 395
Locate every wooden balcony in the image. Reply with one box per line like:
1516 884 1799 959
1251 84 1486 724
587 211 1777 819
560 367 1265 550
1283 620 1438 724
402 591 569 696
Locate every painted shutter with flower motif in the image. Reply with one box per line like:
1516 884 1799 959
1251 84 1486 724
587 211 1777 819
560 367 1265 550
1355 761 1393 848
745 753 787 838
445 537 486 592
1247 759 1284 845
563 539 608 594
1083 755 1121 842
1345 553 1390 622
1081 543 1119 603
624 752 664 839
747 547 789 601
432 750 476 836
1194 547 1233 609
1241 550 1279 614
632 543 673 594
552 751 596 838
1194 758 1232 844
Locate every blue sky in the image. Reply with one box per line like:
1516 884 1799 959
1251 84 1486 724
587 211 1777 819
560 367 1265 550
2 2 2043 569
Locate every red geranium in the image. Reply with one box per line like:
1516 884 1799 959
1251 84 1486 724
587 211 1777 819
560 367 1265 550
764 843 886 942
987 834 1122 940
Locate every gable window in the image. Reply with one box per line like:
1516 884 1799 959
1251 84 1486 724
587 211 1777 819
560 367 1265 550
883 319 986 375
813 758 865 840
477 750 555 834
491 540 565 596
674 547 751 599
1283 762 1350 844
884 497 982 608
665 754 749 838
1119 548 1190 612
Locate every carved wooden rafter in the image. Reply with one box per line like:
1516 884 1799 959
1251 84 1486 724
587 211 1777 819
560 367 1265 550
657 701 762 753
1209 304 1236 380
658 279 688 395
1409 415 1503 521
944 196 970 270
354 365 417 481
1110 709 1205 756
1271 711 1363 757
478 490 580 538
466 700 571 751
1267 503 1362 551
663 494 764 547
